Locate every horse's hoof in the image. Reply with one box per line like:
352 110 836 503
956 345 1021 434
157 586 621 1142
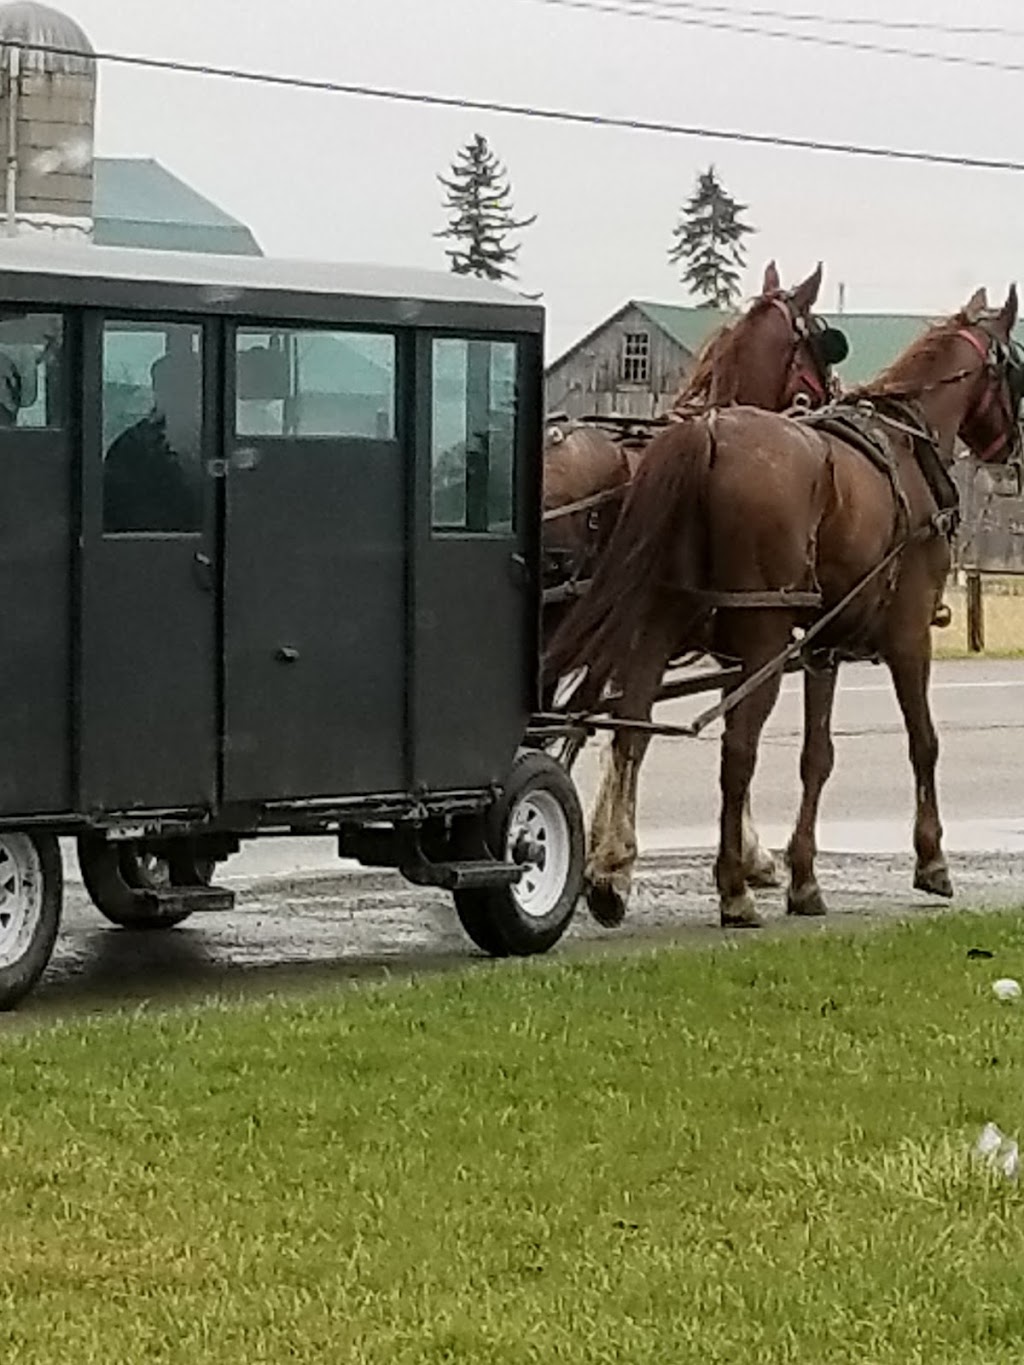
787 882 828 918
586 881 628 928
720 891 764 929
932 603 953 629
914 859 954 899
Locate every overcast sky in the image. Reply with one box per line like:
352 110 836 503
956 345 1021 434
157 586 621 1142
58 0 1024 357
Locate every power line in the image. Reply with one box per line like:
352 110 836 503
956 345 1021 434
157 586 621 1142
602 0 1024 39
528 0 1024 74
15 39 1024 176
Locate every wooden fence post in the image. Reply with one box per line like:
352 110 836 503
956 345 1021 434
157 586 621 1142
967 570 985 653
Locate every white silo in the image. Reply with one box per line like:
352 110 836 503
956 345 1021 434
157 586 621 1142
0 2 96 240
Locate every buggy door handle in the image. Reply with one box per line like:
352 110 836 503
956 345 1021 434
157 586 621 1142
193 550 214 593
510 552 531 588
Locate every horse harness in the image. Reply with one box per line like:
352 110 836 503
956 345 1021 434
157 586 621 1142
687 322 1023 630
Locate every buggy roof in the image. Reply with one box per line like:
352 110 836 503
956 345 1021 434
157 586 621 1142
0 239 545 332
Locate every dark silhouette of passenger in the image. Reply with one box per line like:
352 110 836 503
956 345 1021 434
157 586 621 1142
104 337 204 533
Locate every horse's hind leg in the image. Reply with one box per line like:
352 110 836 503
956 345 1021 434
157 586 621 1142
886 643 952 899
786 660 839 917
584 612 676 928
715 616 791 928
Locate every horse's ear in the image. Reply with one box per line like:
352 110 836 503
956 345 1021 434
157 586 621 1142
790 262 823 313
761 260 780 296
997 284 1018 338
963 287 989 323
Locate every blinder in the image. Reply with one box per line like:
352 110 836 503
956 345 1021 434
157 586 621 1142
811 320 850 368
778 297 848 407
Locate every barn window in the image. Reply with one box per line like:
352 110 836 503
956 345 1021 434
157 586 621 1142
621 331 650 384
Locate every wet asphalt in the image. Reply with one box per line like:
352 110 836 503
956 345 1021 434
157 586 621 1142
21 657 1024 1020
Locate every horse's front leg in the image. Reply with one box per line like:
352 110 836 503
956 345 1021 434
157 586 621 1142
786 661 839 917
886 644 952 899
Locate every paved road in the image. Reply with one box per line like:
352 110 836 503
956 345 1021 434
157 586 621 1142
30 656 1024 1017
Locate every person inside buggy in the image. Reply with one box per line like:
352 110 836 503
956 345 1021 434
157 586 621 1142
103 331 204 534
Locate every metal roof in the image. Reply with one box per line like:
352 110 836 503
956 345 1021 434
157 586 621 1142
0 236 543 314
92 159 262 257
0 1 94 73
552 298 1024 387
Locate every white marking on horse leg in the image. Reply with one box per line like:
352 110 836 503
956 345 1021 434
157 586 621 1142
586 738 640 910
741 796 779 888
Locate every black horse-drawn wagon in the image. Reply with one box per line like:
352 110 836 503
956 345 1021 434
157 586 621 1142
0 239 587 1008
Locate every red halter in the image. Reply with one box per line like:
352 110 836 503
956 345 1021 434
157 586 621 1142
771 296 830 408
956 327 1014 462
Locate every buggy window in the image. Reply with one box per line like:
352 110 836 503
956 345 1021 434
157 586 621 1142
0 312 63 429
234 328 395 440
101 320 205 535
431 338 517 533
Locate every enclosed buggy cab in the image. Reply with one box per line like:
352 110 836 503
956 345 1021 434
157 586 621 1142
0 239 584 1008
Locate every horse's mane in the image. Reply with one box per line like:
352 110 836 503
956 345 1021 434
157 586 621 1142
671 297 777 409
851 312 969 399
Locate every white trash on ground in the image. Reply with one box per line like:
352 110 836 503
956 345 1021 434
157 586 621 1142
992 978 1022 1002
973 1123 1020 1181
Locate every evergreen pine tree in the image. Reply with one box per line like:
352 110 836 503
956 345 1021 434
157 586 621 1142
436 134 536 282
668 165 755 308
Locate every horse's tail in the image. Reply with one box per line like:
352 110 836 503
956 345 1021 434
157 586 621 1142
543 416 715 698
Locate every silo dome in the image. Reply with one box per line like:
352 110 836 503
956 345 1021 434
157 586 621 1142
0 2 96 237
0 3 93 73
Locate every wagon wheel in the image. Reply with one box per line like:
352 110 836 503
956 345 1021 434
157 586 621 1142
77 835 215 931
454 750 584 957
0 832 62 1010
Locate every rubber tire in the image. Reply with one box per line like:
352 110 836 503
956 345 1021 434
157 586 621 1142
0 832 62 1011
454 750 584 957
77 835 212 930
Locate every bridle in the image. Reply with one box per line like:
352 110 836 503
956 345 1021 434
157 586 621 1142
768 292 847 410
955 324 1024 463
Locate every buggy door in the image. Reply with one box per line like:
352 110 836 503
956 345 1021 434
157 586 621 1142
78 315 219 813
222 324 406 802
411 333 540 792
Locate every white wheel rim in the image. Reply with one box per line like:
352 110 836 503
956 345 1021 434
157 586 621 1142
506 790 571 920
0 834 43 969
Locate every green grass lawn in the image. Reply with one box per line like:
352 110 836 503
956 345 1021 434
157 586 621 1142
6 914 1024 1363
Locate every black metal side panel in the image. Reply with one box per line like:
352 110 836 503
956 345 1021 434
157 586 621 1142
79 539 219 811
223 440 406 802
0 432 72 815
413 541 533 791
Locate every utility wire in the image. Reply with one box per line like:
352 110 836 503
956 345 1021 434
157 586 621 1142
597 0 1024 39
11 39 1024 176
528 0 1024 74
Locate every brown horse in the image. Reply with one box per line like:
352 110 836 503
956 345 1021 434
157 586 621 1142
542 260 841 593
542 262 845 888
546 287 1022 930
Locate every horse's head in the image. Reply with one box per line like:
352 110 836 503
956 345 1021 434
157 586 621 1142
676 261 848 413
950 285 1023 465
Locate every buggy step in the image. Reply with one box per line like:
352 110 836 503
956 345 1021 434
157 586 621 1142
401 859 524 892
138 886 237 915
